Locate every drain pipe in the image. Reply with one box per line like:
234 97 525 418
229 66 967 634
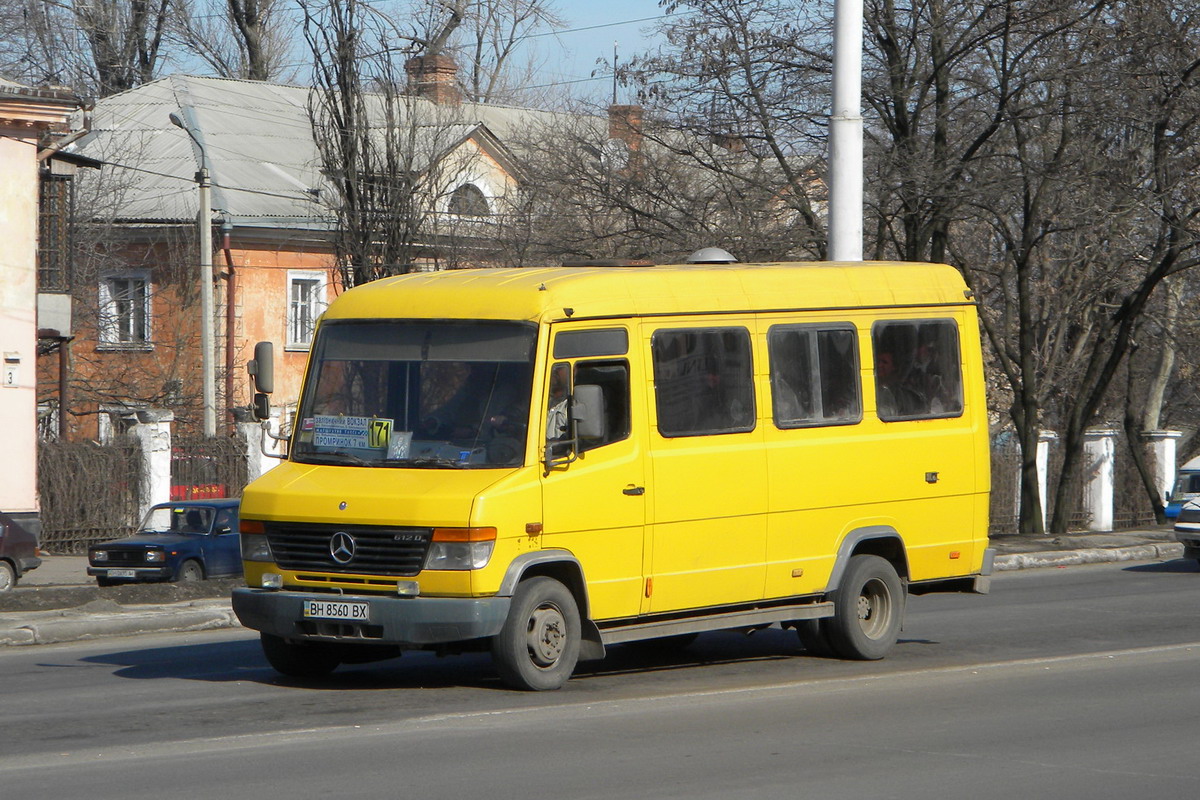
220 219 237 431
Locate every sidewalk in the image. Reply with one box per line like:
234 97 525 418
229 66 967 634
0 528 1187 646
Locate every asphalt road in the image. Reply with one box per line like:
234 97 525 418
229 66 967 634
2 559 1199 799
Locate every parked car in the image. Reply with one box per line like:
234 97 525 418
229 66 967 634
0 511 42 592
87 498 241 586
1174 498 1200 564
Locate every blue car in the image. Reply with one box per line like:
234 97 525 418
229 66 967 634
87 499 241 586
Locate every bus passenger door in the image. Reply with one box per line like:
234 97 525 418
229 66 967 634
540 329 646 622
643 323 768 614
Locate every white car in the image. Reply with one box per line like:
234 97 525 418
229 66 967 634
1172 498 1200 563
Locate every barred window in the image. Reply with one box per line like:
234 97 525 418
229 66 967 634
38 174 73 291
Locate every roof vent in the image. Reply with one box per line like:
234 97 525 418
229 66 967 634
684 247 738 264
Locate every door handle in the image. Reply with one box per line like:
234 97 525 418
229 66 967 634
623 485 645 496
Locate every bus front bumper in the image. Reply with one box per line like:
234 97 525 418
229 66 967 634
232 587 511 645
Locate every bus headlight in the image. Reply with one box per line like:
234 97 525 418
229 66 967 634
236 532 272 563
425 527 496 570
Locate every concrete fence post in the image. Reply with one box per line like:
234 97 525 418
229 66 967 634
125 408 174 522
1142 430 1182 507
238 408 283 485
1037 430 1057 533
1082 428 1119 532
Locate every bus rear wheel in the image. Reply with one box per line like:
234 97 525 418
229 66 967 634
825 554 904 660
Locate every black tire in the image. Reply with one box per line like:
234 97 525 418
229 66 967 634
491 576 581 691
96 577 118 588
260 633 341 679
825 554 904 660
177 560 204 582
794 619 838 658
0 561 15 592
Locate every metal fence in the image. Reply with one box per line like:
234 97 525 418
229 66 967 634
171 434 248 501
990 429 1158 536
37 437 141 553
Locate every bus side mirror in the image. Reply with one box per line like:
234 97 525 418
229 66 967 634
572 384 607 441
248 341 274 394
247 341 274 421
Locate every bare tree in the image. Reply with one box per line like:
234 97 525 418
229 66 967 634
622 0 829 259
0 0 174 96
453 0 564 103
302 0 493 285
173 0 294 82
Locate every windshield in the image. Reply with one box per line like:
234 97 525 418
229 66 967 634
293 320 536 468
140 505 214 534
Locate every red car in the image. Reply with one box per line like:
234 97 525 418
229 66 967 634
0 511 42 592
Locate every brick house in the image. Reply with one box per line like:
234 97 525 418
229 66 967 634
44 65 619 441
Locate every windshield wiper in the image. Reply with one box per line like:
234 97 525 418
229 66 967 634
301 451 375 466
403 457 467 468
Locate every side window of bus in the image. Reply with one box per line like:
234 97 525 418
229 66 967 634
651 327 755 437
768 325 862 428
871 320 964 421
543 360 631 457
575 361 631 452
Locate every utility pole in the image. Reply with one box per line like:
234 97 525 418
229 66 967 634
828 0 864 261
169 111 217 437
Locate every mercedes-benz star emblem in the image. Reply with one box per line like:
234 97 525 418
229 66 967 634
329 531 356 564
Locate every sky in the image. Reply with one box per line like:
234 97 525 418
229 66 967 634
518 1 674 102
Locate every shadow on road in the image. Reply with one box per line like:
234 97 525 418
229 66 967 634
70 626 864 691
1124 558 1200 574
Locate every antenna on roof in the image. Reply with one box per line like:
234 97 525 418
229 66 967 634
685 247 738 264
612 42 619 105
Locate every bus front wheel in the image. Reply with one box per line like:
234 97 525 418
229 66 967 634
491 576 581 691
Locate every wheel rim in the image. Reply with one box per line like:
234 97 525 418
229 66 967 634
0 566 13 591
526 602 566 668
856 578 893 640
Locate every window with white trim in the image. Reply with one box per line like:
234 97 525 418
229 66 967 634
99 271 151 347
447 183 490 217
287 270 327 349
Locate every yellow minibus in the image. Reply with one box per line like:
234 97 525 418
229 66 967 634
233 259 993 690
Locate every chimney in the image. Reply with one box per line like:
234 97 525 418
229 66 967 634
405 55 461 105
608 104 643 152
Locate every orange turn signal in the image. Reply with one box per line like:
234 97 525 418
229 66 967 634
240 519 265 534
431 527 497 543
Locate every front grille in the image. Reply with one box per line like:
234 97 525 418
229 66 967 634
265 522 432 577
97 550 151 566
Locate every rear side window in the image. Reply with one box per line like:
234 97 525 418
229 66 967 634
872 320 964 420
652 327 755 437
768 325 862 428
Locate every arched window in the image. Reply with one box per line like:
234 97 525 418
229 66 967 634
448 183 490 217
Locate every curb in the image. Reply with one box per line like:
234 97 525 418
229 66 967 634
994 542 1185 571
0 599 238 646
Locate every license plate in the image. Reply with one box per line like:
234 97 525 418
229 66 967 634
107 569 137 578
302 599 370 621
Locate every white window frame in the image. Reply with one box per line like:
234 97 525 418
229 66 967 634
446 182 492 218
98 270 152 348
287 270 327 350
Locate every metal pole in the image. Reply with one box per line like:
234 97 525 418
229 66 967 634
198 168 216 436
828 0 864 261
